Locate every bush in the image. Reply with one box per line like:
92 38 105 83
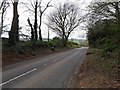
103 43 116 53
101 42 117 58
49 37 63 47
3 37 68 54
2 40 56 54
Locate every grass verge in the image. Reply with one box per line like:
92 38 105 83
71 48 119 88
2 47 70 68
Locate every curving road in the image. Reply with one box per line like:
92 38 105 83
2 48 87 88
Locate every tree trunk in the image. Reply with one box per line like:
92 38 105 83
65 36 69 47
62 36 68 47
0 10 4 38
48 27 50 42
27 18 34 40
39 15 42 41
9 1 19 45
34 1 38 41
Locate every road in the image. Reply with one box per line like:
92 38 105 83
2 48 87 88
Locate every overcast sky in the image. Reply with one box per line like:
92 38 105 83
1 0 92 40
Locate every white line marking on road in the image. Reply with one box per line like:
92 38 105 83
0 68 37 86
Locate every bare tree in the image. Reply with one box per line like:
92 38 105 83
48 2 82 46
9 0 19 45
22 0 38 41
27 18 34 40
0 0 9 38
22 0 52 41
38 0 52 41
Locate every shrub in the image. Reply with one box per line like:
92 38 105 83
2 40 56 54
49 37 63 47
101 42 117 58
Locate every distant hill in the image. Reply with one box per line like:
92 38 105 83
69 39 88 46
